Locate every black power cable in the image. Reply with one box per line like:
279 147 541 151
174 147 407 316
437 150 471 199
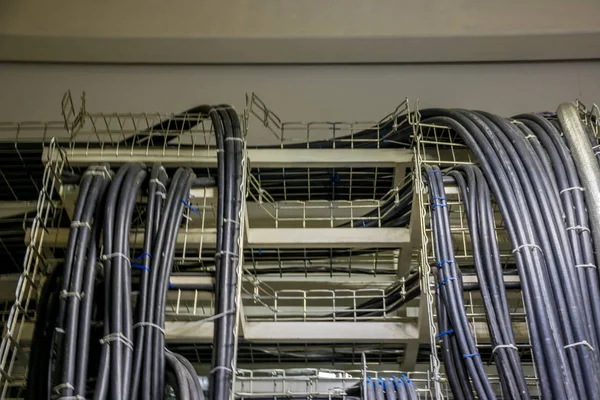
449 166 529 399
425 163 495 399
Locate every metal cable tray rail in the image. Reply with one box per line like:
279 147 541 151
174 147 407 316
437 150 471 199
0 92 435 399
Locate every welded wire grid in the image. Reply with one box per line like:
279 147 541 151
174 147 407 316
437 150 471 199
249 166 397 203
247 172 409 229
246 93 409 148
0 121 66 275
234 369 438 399
0 140 69 398
243 247 399 276
239 279 407 322
245 92 408 203
412 113 540 398
173 341 409 367
61 90 218 159
577 100 600 140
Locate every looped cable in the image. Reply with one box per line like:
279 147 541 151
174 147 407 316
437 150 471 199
492 343 518 354
101 252 131 267
99 332 133 350
564 340 594 351
512 243 543 254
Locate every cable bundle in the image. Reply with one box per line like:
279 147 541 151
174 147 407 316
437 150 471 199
422 108 600 399
27 163 203 399
426 164 495 399
131 165 199 400
365 375 419 400
207 105 244 400
54 164 113 399
449 165 529 399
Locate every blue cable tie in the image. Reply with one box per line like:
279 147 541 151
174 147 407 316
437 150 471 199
463 353 480 359
362 219 366 227
438 277 458 288
169 282 175 289
258 248 263 255
436 259 455 268
431 202 448 209
427 169 442 175
330 172 341 185
181 199 200 215
131 263 150 272
436 329 454 339
134 252 152 261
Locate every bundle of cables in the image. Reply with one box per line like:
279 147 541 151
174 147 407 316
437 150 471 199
365 375 419 400
26 162 206 399
422 105 600 399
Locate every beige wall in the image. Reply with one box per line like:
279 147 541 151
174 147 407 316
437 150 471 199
1 0 600 63
0 61 598 142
